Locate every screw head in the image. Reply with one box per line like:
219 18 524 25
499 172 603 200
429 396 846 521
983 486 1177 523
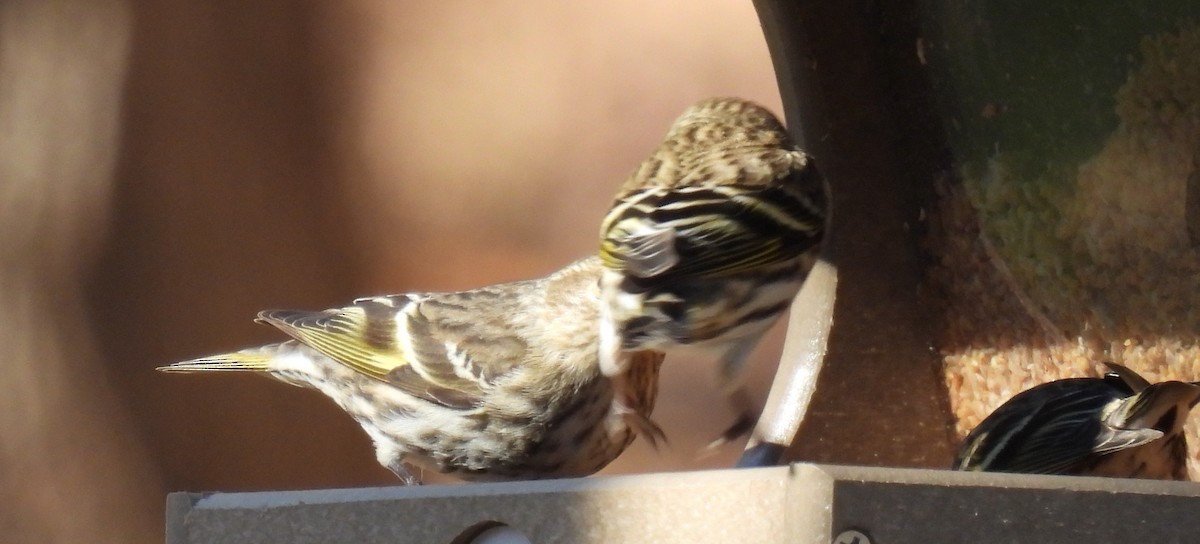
833 528 872 544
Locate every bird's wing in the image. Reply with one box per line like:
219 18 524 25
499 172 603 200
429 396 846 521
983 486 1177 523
956 379 1130 474
600 174 823 280
1089 381 1171 456
1091 426 1165 455
600 99 825 281
257 285 529 409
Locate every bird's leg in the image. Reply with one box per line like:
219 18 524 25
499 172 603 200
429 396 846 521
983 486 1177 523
607 357 667 448
704 337 760 451
599 303 666 447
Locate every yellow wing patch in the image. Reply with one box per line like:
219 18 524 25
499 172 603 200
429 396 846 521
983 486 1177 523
256 306 407 381
257 299 486 409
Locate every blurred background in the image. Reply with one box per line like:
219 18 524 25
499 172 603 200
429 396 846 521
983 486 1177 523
16 1 1200 542
1 1 789 542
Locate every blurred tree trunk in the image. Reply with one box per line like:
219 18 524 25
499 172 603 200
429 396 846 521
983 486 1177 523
0 1 162 542
89 1 385 493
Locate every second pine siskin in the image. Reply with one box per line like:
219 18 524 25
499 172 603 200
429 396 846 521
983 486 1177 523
954 363 1200 480
159 257 664 484
597 97 828 445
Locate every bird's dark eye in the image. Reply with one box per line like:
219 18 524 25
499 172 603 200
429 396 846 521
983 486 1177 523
1154 408 1178 432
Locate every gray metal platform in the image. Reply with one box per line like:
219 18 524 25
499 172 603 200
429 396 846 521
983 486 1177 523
165 464 1200 543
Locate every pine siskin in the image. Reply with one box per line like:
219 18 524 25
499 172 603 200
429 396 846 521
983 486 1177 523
158 257 664 485
597 97 828 445
954 363 1200 480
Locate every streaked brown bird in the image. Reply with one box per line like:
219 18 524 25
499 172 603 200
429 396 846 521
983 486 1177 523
954 362 1200 480
597 97 827 446
159 257 664 484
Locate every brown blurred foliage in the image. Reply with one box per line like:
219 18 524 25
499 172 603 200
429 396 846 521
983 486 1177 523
2 1 787 542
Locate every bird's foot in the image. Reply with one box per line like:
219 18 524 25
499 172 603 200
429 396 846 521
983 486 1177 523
610 377 667 449
700 385 757 454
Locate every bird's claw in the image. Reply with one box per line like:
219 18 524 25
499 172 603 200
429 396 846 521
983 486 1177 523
699 384 758 455
627 410 668 449
701 411 756 454
610 392 667 449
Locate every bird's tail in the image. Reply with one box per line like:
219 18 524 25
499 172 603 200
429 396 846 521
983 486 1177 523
157 348 274 373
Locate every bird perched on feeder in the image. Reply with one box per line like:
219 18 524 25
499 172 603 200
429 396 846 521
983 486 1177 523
954 362 1200 480
159 257 664 485
597 97 828 446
